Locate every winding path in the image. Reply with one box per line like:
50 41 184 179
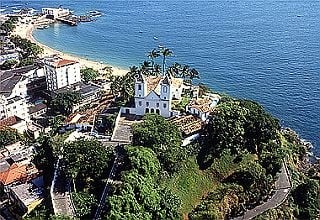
232 162 291 220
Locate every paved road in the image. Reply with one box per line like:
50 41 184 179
232 162 291 220
51 158 76 218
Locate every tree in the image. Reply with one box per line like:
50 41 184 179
32 135 56 185
132 114 183 172
62 139 113 191
161 48 173 75
0 59 18 70
72 191 97 217
104 146 181 220
293 179 320 219
19 57 34 67
147 49 161 71
110 67 136 103
140 60 152 75
0 127 22 149
49 92 81 116
80 67 99 83
10 35 43 58
200 99 280 168
49 115 66 134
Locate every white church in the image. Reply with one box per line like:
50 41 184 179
121 73 186 118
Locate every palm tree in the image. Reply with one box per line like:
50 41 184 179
140 60 152 76
161 48 173 75
167 62 181 77
180 64 190 79
189 68 200 79
147 49 161 70
153 64 162 76
127 65 139 79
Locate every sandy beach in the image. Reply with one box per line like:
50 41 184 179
12 20 128 76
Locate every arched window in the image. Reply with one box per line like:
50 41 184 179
163 86 167 93
151 109 154 113
138 84 142 90
145 108 149 113
156 109 160 114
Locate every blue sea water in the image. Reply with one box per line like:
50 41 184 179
2 0 320 155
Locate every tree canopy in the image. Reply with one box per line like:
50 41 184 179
104 146 181 220
62 139 113 190
10 35 43 58
0 127 22 149
49 92 81 116
80 67 99 83
132 113 183 172
200 99 280 168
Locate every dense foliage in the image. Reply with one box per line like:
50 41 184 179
0 59 18 70
62 139 114 190
80 67 99 83
132 113 183 172
0 127 22 149
10 35 43 58
49 92 81 116
0 17 18 33
200 99 281 168
104 146 181 220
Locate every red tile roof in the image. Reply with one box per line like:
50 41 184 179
52 59 78 68
0 163 28 186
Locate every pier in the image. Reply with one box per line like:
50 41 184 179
56 17 78 26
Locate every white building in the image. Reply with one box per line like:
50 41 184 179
41 8 70 19
43 57 81 92
186 95 220 121
121 74 185 118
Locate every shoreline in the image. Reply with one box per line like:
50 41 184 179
13 21 128 76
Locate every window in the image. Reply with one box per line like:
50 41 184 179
163 86 167 93
156 103 159 108
145 108 149 113
163 103 167 108
139 101 142 106
156 109 160 114
146 102 149 107
138 84 142 90
151 109 154 113
13 106 16 109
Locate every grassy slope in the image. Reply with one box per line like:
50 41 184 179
161 157 217 214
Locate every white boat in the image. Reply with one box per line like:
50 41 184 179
153 36 158 40
0 9 6 12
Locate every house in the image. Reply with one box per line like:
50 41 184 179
28 103 47 119
121 74 187 118
186 94 220 121
8 182 44 215
0 116 27 134
41 7 70 19
43 57 81 92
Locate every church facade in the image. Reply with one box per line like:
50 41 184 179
121 74 185 118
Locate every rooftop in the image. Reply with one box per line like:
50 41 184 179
0 116 23 128
0 163 28 185
28 103 47 114
43 57 78 68
11 182 44 208
171 115 204 136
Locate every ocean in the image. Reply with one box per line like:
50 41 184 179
2 0 320 155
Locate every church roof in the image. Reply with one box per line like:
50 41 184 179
146 76 162 95
162 75 171 85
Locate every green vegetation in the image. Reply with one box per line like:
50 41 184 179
10 35 44 58
104 146 181 220
0 59 18 70
62 139 113 191
172 96 191 112
72 191 97 217
0 17 18 33
81 67 99 83
161 157 217 214
0 127 22 148
49 92 81 116
132 113 183 172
